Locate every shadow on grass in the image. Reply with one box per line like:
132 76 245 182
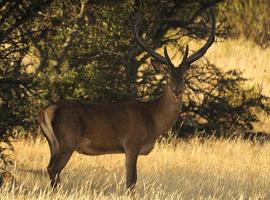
13 165 130 199
17 168 47 177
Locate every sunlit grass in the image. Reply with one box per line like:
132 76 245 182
207 38 270 133
2 38 270 199
207 38 270 93
173 37 270 133
1 136 270 199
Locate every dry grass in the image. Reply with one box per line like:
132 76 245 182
1 39 269 199
207 38 270 133
0 137 270 199
207 38 270 94
174 37 270 94
185 37 270 133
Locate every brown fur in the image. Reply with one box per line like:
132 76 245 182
38 83 183 189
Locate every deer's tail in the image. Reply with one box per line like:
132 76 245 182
37 105 60 166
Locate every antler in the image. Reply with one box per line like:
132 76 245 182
133 9 215 68
184 9 216 65
133 17 174 67
181 45 189 64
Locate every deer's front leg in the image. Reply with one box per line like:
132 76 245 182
125 149 138 190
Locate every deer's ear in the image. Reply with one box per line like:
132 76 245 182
150 59 167 74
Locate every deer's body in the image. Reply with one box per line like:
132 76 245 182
38 9 215 190
38 84 182 189
39 84 181 156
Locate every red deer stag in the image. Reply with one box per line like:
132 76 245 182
38 10 215 190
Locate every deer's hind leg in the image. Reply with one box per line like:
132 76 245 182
47 148 73 188
38 106 73 188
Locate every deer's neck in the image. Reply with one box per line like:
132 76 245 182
152 83 183 136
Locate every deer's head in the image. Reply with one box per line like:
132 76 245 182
133 10 216 98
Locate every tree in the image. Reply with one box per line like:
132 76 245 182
0 0 269 172
0 0 53 170
220 0 270 48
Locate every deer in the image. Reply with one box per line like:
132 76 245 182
37 10 215 190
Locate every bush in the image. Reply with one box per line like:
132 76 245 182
219 0 270 48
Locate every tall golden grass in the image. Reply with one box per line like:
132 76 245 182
207 38 270 92
168 37 270 132
1 38 269 199
1 137 270 199
207 38 270 133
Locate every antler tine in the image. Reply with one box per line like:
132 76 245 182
180 45 189 65
133 16 168 65
186 9 215 64
163 46 174 67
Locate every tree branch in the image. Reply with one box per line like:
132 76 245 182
0 33 48 86
51 0 89 73
164 0 223 29
0 0 54 43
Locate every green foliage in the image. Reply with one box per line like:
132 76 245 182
1 0 270 171
219 0 270 47
177 63 270 137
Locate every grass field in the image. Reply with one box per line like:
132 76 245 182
208 38 270 133
1 38 269 199
1 137 270 200
207 38 270 93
